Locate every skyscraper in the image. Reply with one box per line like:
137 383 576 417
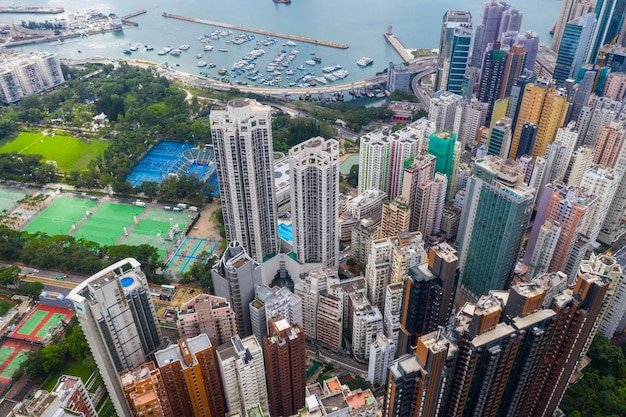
588 0 626 63
554 13 597 86
471 0 506 68
477 41 508 123
212 241 263 337
211 99 278 263
377 197 411 239
457 157 535 302
436 10 473 94
263 319 306 417
290 137 340 266
551 0 596 54
68 258 163 417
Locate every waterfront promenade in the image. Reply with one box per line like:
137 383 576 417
162 12 349 49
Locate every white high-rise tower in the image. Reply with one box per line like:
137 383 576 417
290 137 340 266
211 99 278 263
68 258 163 417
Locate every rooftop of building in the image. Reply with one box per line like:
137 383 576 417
320 392 349 413
246 404 265 417
512 309 557 331
325 377 342 395
420 330 451 354
132 390 158 407
274 156 290 193
390 354 422 378
471 322 516 348
345 389 376 409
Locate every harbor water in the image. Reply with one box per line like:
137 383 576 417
4 0 562 88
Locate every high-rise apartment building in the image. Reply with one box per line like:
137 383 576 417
358 130 392 194
471 0 507 68
177 293 238 346
211 99 278 263
387 127 420 199
436 10 473 94
212 241 262 337
593 121 625 169
603 71 626 100
365 238 394 310
122 363 171 417
478 41 508 123
367 333 396 387
263 319 306 417
457 157 534 302
580 165 620 244
68 258 162 417
487 117 513 158
397 243 458 356
290 137 339 266
154 334 225 417
383 330 454 417
0 52 65 104
13 375 97 417
508 81 569 158
217 335 269 415
566 146 596 186
428 130 461 200
428 91 463 131
377 198 411 239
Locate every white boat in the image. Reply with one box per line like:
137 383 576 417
179 44 190 50
157 46 173 56
305 60 316 65
196 53 203 59
204 45 214 51
170 49 182 56
219 48 229 52
357 57 374 67
286 40 297 46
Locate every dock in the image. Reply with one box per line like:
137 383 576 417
162 12 349 49
384 33 414 63
0 7 64 14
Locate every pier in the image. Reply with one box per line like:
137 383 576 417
162 12 349 49
384 33 414 63
0 6 64 14
121 10 147 27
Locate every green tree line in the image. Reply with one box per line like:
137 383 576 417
560 335 626 417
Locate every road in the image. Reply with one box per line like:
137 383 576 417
307 342 368 377
411 67 436 106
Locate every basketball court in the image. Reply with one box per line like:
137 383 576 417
163 237 219 279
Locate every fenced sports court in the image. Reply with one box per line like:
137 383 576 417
0 188 27 214
123 209 192 258
23 196 97 236
11 304 73 343
164 237 219 279
71 202 144 246
0 340 33 391
127 141 195 187
127 141 216 187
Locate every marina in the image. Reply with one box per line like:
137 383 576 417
162 12 349 50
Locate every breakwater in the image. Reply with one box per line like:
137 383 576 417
162 12 349 49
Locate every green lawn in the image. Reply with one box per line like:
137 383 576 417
41 359 96 391
0 131 109 172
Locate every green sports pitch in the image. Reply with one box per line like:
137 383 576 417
0 131 109 172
